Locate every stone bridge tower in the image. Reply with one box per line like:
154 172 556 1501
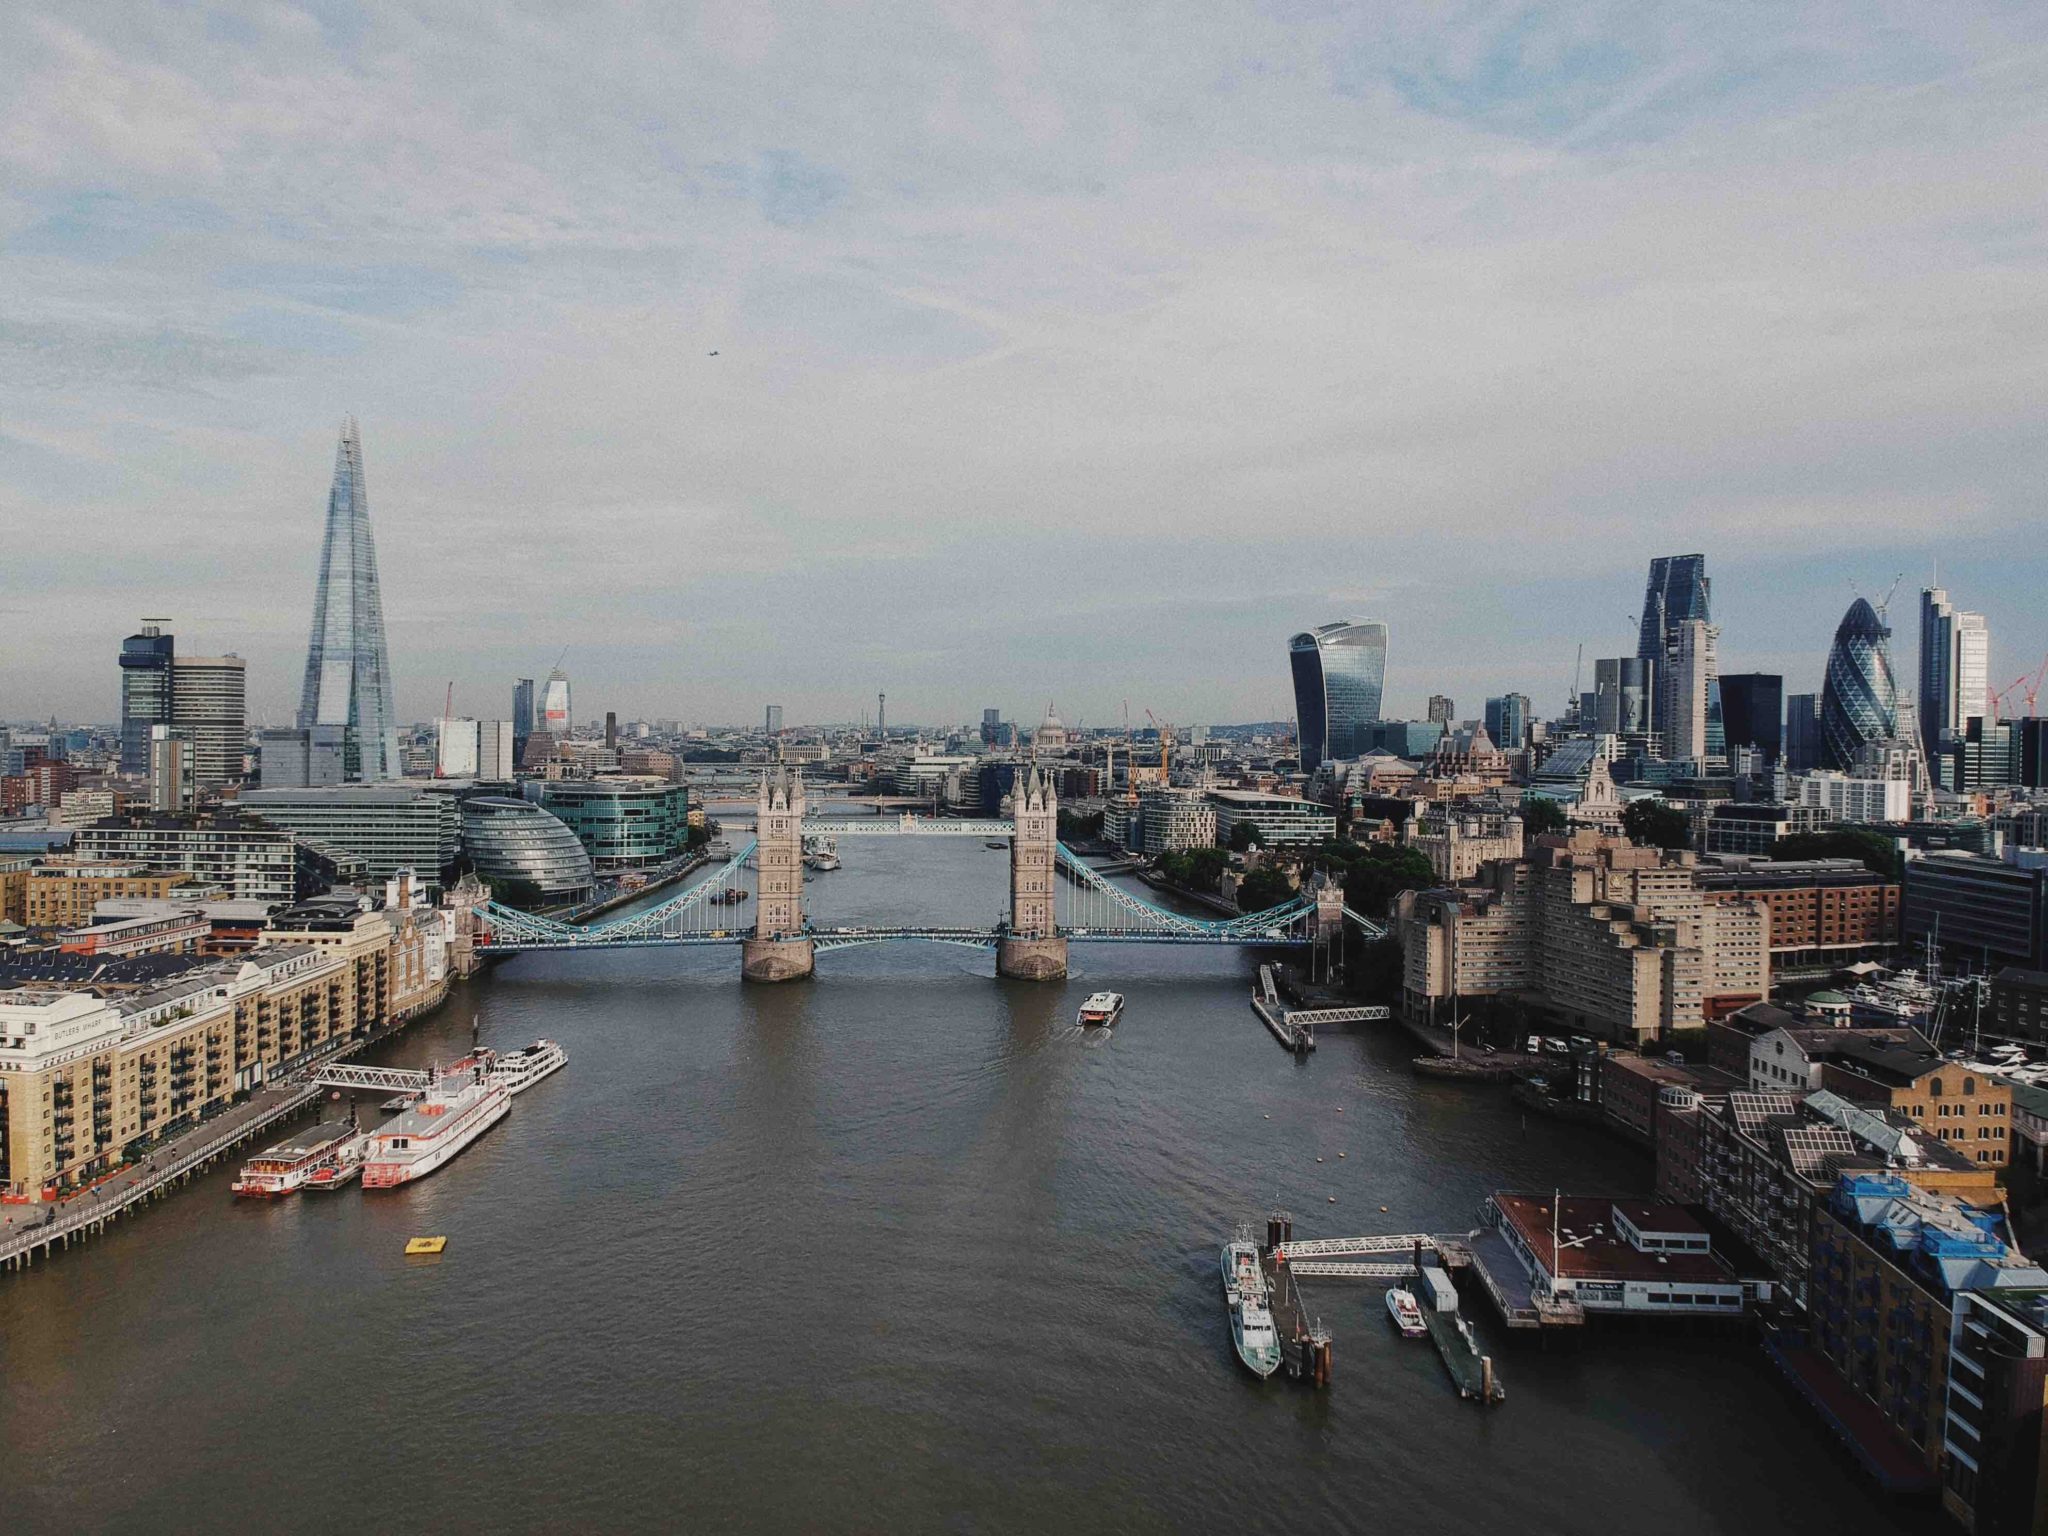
999 767 1067 980
744 768 814 982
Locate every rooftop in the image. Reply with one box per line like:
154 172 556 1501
1492 1192 1735 1284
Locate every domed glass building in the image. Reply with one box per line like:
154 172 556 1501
461 796 594 902
1820 598 1898 770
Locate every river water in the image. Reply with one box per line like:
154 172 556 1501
1 837 1941 1533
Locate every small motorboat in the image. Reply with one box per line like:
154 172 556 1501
1386 1287 1427 1338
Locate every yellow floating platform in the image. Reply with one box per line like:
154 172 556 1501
404 1236 448 1255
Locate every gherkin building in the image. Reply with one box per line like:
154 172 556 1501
1820 597 1898 770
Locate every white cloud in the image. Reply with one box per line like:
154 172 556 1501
1 2 2044 726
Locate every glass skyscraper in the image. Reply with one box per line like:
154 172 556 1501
296 419 401 781
1919 586 1990 765
1636 554 1710 661
1820 598 1899 770
1288 621 1388 766
118 624 174 775
1718 673 1784 765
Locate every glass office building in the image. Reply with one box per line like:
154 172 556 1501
461 797 594 901
1718 673 1784 765
1636 554 1710 660
1288 621 1388 766
533 778 688 870
1820 598 1900 770
118 626 175 776
296 419 401 781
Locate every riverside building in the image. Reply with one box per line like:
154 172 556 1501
532 777 689 870
73 812 298 905
239 785 464 892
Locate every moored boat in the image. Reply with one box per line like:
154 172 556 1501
361 1055 510 1189
490 1038 568 1096
1386 1287 1427 1337
1078 991 1125 1027
1221 1232 1283 1378
232 1121 367 1198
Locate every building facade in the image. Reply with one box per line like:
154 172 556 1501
1288 621 1388 766
239 786 464 890
73 812 298 904
460 797 595 901
1821 597 1901 771
296 418 401 782
117 625 175 776
533 778 689 870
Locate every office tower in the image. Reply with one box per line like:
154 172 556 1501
1426 694 1454 726
1592 657 1658 741
1287 621 1389 766
1483 694 1531 750
1636 555 1710 662
434 719 515 779
2018 718 2048 789
170 655 246 791
604 711 617 749
257 725 346 789
981 708 1002 746
296 418 401 781
148 725 196 812
541 668 571 738
1820 598 1900 770
1718 674 1784 765
1785 693 1821 772
513 678 535 742
765 704 784 735
1919 587 1990 763
118 623 175 775
1661 621 1716 763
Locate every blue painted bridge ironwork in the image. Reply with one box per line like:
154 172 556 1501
473 832 1387 957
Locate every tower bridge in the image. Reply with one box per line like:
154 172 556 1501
474 770 1381 981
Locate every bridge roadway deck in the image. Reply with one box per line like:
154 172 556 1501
481 924 1316 954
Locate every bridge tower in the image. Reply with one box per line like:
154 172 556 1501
743 768 815 982
998 767 1068 980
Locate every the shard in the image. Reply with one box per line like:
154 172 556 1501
296 418 401 781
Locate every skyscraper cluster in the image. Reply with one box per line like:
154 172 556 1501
115 622 247 797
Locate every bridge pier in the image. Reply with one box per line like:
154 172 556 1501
746 770 813 982
997 935 1068 981
1000 768 1066 981
742 937 816 983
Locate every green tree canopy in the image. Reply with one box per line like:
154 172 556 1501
1227 818 1263 852
1160 846 1229 893
1770 829 1899 878
1237 864 1297 912
1520 794 1567 837
1620 798 1691 852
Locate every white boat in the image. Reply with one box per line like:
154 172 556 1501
1385 1287 1427 1337
361 1054 510 1189
490 1038 568 1096
302 1136 367 1191
1221 1234 1283 1378
232 1121 367 1198
1078 991 1125 1027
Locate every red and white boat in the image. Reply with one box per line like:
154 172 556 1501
361 1054 510 1189
232 1121 368 1198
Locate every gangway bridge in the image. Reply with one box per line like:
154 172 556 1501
1275 1234 1474 1279
309 1064 433 1093
472 771 1387 983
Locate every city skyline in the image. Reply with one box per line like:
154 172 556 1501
4 6 2045 724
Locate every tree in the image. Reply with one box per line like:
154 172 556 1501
1057 808 1105 841
1338 844 1436 917
1621 797 1691 852
1237 864 1297 912
1520 794 1567 837
1161 846 1228 892
1227 818 1263 852
1771 829 1899 878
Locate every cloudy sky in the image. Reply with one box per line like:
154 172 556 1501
4 3 2045 731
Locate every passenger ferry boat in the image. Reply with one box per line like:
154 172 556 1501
303 1137 367 1191
802 836 841 872
232 1121 367 1198
1077 991 1125 1027
361 1055 510 1189
1221 1232 1283 1378
1385 1287 1427 1337
490 1039 568 1096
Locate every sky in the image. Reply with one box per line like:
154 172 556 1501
3 2 2045 731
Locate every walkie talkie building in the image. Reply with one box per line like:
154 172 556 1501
296 419 401 782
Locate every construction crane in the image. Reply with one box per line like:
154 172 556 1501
434 681 456 777
1992 656 2048 719
1145 709 1172 779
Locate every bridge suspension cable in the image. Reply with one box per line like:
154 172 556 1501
476 840 760 951
1052 844 1316 944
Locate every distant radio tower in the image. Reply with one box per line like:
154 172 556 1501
878 692 886 737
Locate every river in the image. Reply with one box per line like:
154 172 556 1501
0 836 1942 1533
